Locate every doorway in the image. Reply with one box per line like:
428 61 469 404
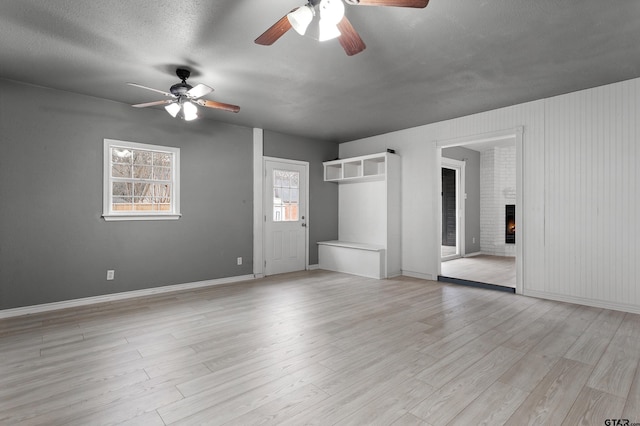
263 158 309 275
441 158 465 261
436 128 523 294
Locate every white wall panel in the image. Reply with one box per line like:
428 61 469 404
341 77 640 313
543 79 639 310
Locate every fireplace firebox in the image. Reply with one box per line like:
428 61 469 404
505 204 515 244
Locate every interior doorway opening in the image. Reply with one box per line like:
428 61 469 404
436 128 523 294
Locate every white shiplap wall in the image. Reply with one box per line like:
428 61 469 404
536 78 640 310
340 77 640 313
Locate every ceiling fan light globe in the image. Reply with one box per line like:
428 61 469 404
288 5 314 35
318 18 341 41
183 101 198 121
165 102 180 117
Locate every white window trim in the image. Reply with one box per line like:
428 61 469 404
102 139 181 221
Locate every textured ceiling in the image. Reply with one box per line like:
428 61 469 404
0 0 638 142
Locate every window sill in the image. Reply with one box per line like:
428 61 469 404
102 213 181 221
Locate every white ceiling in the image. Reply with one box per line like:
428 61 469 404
1 0 638 142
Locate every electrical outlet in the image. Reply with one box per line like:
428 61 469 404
472 237 476 244
237 257 242 265
107 270 115 280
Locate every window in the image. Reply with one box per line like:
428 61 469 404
103 139 180 221
272 169 299 222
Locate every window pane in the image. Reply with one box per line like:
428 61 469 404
272 169 300 222
112 201 133 211
133 183 152 197
133 197 153 210
112 182 132 196
112 164 131 178
285 202 298 221
112 148 132 164
133 150 152 165
274 170 290 187
153 184 171 199
153 152 172 166
282 188 291 203
153 166 171 181
133 165 152 179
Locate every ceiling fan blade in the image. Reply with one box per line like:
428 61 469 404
355 0 429 7
132 99 174 108
255 9 296 45
197 99 241 113
337 16 366 56
186 83 213 99
127 82 175 97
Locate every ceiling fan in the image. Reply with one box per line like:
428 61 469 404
127 68 240 121
255 0 429 56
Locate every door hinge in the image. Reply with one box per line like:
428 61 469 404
264 260 266 267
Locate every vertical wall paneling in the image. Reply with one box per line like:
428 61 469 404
341 77 639 313
543 79 639 310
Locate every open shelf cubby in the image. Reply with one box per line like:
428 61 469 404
363 156 386 177
324 163 343 181
343 160 363 179
323 152 392 183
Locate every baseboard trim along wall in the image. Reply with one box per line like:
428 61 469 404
0 274 257 320
307 264 320 270
524 289 640 315
464 252 483 257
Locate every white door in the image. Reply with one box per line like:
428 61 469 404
264 159 308 275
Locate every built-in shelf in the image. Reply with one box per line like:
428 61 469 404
323 152 390 183
324 163 342 181
343 160 362 179
363 156 386 177
320 151 401 279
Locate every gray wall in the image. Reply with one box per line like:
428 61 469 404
0 79 254 310
442 146 481 254
263 130 339 265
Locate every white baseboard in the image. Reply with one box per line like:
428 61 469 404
307 264 320 270
524 289 640 315
401 270 436 281
0 274 257 319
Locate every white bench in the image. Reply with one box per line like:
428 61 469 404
317 240 386 279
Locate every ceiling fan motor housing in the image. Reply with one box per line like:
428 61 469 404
170 82 193 96
171 68 193 96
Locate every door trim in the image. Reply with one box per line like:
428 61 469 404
263 156 310 274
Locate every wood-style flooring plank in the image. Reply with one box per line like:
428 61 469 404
504 358 594 425
409 345 524 424
561 386 626 426
586 313 640 398
1 270 639 426
447 381 529 426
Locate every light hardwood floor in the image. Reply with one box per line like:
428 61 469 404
1 270 639 425
441 255 516 288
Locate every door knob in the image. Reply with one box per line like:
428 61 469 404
301 223 307 227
